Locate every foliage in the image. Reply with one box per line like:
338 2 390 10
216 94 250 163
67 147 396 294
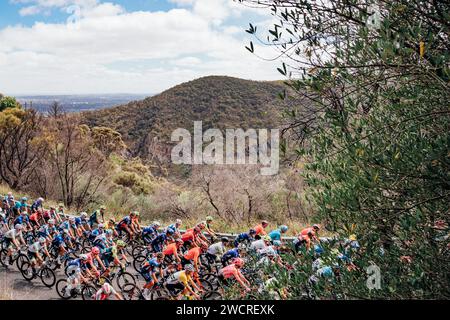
0 95 21 112
241 0 450 298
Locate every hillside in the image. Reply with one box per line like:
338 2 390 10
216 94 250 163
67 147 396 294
82 76 292 161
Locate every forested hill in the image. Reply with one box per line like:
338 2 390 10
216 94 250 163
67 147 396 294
82 76 292 159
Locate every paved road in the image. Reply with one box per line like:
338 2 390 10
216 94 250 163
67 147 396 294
0 266 61 300
0 263 143 300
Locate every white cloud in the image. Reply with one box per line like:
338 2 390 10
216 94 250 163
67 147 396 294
1 1 280 94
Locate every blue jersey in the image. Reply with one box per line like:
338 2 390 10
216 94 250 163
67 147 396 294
52 234 65 246
141 258 160 273
142 226 157 235
269 229 282 241
152 233 167 245
14 215 29 225
222 248 239 260
236 232 252 242
31 200 43 211
59 221 70 231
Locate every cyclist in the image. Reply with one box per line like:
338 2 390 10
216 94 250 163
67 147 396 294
181 242 208 274
204 216 217 239
4 224 26 264
163 239 184 264
250 235 271 252
234 229 256 247
299 224 321 250
269 225 288 242
116 211 139 238
151 229 170 253
14 210 32 231
79 212 90 231
167 219 182 237
100 240 128 277
66 255 90 293
206 237 229 264
94 282 123 300
165 264 202 300
89 206 106 228
218 258 251 292
142 221 160 245
0 212 7 234
27 237 51 270
253 220 269 239
140 252 165 296
85 247 106 276
31 197 44 213
221 245 246 267
14 197 28 216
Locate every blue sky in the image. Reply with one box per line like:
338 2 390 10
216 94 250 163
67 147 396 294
0 0 279 95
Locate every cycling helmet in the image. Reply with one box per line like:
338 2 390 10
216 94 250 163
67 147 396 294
105 229 113 236
184 264 195 272
58 203 64 208
20 210 28 215
314 245 324 255
38 197 44 202
233 258 244 268
280 225 288 233
261 220 269 227
206 216 213 222
21 197 28 201
153 221 161 228
39 237 47 244
194 226 201 233
102 283 112 295
197 221 206 229
166 228 175 235
249 229 256 235
175 219 182 225
237 244 248 252
133 211 140 217
49 206 55 210
263 235 272 242
98 224 104 229
80 212 87 218
15 224 24 230
156 252 164 259
221 237 229 243
116 240 126 248
312 224 321 230
69 217 76 222
176 239 184 245
79 254 88 261
99 205 106 210
48 219 55 225
91 247 100 255
201 243 208 250
349 234 357 241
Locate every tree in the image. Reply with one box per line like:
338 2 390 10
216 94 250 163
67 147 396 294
0 96 21 112
240 0 449 298
0 107 43 189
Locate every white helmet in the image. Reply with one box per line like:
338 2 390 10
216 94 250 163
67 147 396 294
80 212 87 218
153 221 161 227
79 254 88 261
38 197 44 202
69 217 76 222
48 219 55 225
102 283 113 295
39 237 47 244
176 219 182 225
15 224 24 231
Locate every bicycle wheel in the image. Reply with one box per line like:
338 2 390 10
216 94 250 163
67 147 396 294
150 288 166 300
198 278 213 292
40 267 56 288
202 290 223 300
19 261 35 281
116 271 136 290
132 245 145 259
81 285 97 300
202 273 219 290
0 249 9 267
121 283 144 301
55 279 73 299
133 255 146 272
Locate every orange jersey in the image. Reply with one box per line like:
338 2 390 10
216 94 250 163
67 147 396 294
253 224 266 236
221 264 239 279
181 230 195 242
163 243 178 256
300 227 316 240
184 247 201 262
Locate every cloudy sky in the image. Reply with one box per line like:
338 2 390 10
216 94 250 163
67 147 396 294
0 0 280 95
